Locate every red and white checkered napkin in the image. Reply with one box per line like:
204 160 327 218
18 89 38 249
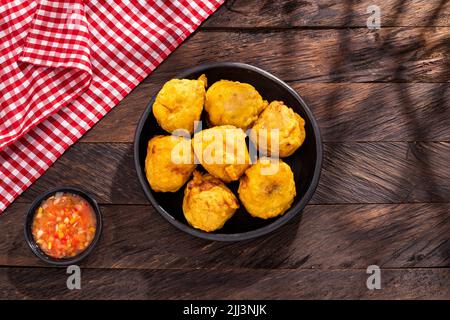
0 0 224 213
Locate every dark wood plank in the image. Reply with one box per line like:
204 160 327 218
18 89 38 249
204 0 450 28
13 142 450 204
16 143 145 204
314 142 450 204
81 83 450 143
0 267 448 299
300 83 450 142
82 83 159 143
141 27 449 83
1 203 449 269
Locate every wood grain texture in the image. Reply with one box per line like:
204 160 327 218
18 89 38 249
204 0 450 28
140 28 449 83
81 83 450 143
314 142 450 204
13 142 450 205
0 267 449 299
1 203 449 270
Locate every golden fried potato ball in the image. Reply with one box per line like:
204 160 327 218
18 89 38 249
205 80 268 130
183 171 239 232
145 135 196 192
238 158 296 219
250 101 306 158
153 74 207 134
192 125 250 183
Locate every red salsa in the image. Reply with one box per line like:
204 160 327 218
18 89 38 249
32 192 97 259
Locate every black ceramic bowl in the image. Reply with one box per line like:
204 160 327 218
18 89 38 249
24 186 103 265
134 62 322 241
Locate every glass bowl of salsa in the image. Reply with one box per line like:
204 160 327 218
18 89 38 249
24 187 103 265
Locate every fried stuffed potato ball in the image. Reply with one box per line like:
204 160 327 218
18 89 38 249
153 74 207 134
205 80 268 130
183 171 239 232
145 135 196 192
238 158 296 219
250 101 306 158
192 125 250 183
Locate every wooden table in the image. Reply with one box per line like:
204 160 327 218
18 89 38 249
1 0 449 299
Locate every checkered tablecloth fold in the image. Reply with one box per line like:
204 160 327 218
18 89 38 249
1 0 95 152
19 0 92 73
0 0 224 213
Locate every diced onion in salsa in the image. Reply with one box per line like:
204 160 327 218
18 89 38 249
32 193 97 259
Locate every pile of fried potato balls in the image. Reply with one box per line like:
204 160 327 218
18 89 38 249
145 75 306 232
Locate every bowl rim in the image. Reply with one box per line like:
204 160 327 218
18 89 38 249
133 62 323 241
24 186 103 266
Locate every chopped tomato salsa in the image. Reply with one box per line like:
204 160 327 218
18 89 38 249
32 192 97 259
